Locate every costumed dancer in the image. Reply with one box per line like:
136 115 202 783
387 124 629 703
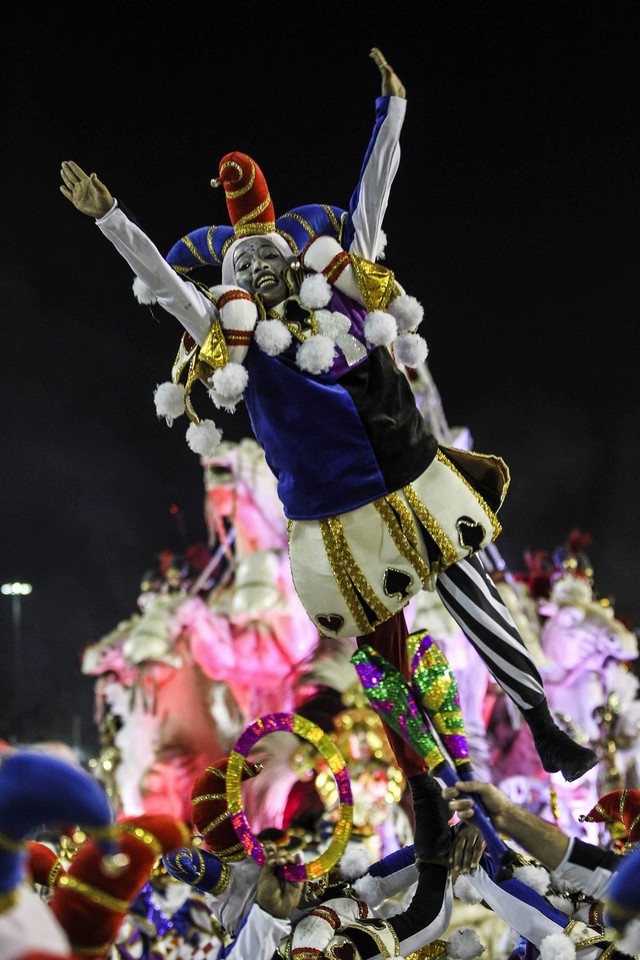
0 749 114 960
59 48 596 789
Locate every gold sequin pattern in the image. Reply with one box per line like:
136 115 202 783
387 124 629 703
436 449 502 542
349 255 396 312
374 494 431 588
403 485 458 569
406 944 448 960
327 517 392 625
195 314 230 375
279 211 315 239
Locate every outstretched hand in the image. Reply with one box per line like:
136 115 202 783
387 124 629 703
256 843 304 920
60 161 114 218
370 48 406 98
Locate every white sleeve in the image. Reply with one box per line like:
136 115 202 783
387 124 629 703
96 202 214 346
348 96 407 262
219 904 291 960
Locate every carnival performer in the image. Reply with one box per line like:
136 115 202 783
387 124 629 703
59 48 596 785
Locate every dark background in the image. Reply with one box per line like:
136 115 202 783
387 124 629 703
1 1 638 755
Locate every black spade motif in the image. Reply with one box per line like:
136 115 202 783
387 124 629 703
457 516 486 554
383 567 413 601
316 613 345 633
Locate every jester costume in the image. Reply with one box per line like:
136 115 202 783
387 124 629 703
92 93 596 782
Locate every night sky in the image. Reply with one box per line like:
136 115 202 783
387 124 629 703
2 1 638 752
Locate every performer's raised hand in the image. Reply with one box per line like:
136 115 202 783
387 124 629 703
256 843 304 919
370 47 406 99
60 161 114 218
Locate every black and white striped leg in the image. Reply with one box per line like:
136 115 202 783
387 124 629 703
435 553 544 711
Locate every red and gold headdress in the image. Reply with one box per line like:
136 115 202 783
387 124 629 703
212 152 275 237
580 790 640 849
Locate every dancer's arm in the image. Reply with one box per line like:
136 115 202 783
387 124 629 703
343 48 407 261
60 161 214 345
444 780 570 870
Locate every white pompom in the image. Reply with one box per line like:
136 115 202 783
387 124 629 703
299 273 333 309
515 863 550 894
154 382 185 426
186 420 222 457
133 276 157 305
393 332 429 367
352 873 380 905
617 919 640 957
254 319 292 356
388 295 424 333
447 927 485 959
539 933 575 960
453 874 484 905
210 362 249 400
338 846 370 881
296 334 336 374
363 310 398 346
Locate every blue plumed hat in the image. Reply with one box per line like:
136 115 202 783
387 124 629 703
0 750 113 907
165 150 346 275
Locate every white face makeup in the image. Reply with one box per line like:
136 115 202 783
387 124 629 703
233 238 291 307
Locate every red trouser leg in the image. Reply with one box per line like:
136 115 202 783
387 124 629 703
357 610 428 778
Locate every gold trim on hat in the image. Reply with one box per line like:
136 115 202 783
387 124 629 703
58 874 131 913
223 160 256 199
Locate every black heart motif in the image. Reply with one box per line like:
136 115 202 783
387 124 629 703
316 614 345 634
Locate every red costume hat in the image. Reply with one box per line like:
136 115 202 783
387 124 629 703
213 152 275 236
50 814 189 960
26 842 65 891
191 756 261 861
580 790 640 846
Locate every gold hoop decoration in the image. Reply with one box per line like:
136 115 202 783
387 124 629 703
226 713 353 881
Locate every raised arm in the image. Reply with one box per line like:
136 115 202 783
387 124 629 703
60 161 214 345
343 48 407 261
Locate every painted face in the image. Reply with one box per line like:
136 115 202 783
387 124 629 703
233 238 290 307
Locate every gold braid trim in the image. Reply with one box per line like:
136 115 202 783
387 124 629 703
117 823 163 859
235 194 275 235
174 848 206 884
0 829 24 853
403 485 458 570
435 449 503 542
406 944 448 960
280 211 315 238
0 888 18 914
48 858 64 888
563 919 608 949
179 234 211 265
57 874 130 913
322 205 342 238
207 226 222 264
202 809 232 834
223 160 256 199
209 860 231 895
374 494 431 587
193 792 226 804
326 517 392 627
70 943 113 957
318 521 376 636
215 841 247 862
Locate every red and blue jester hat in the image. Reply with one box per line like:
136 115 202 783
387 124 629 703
165 151 347 281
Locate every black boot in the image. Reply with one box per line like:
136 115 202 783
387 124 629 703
408 772 453 869
523 699 598 782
